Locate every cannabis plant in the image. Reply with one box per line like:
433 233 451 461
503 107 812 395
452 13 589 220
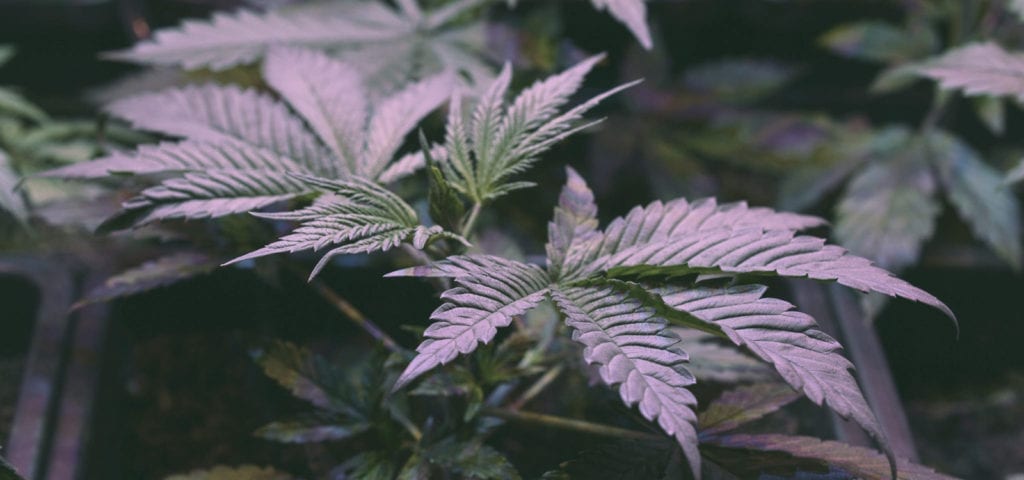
27 2 966 478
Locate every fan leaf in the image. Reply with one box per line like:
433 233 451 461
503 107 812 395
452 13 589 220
106 84 329 170
393 256 550 390
550 285 701 478
651 284 895 474
706 434 957 480
262 47 367 173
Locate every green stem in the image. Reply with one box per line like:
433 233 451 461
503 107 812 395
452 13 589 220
308 278 404 355
481 407 661 442
461 201 483 238
509 365 563 411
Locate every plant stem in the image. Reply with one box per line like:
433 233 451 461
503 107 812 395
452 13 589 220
308 278 404 355
480 407 661 442
509 365 563 410
461 201 483 238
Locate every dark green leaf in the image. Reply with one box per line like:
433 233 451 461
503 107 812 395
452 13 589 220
698 383 800 436
163 465 295 480
74 252 219 309
425 438 521 480
255 413 370 443
820 21 936 63
706 434 957 480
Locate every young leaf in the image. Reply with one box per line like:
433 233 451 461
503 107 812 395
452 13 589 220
73 252 219 309
546 167 600 280
228 176 461 278
589 0 653 50
391 256 550 390
550 285 701 478
835 150 940 272
164 465 294 480
442 56 639 202
914 42 1024 99
705 434 957 480
651 284 895 472
423 133 466 233
698 383 800 436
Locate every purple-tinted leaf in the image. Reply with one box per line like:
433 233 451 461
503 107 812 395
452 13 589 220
73 252 219 309
651 284 896 474
589 0 652 49
914 42 1024 99
547 167 600 280
707 434 957 480
551 286 701 478
698 383 800 436
394 258 549 390
104 8 402 71
671 329 773 383
592 227 953 319
106 84 329 169
263 47 366 172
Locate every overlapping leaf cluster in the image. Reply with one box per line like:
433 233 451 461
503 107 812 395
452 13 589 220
389 167 953 477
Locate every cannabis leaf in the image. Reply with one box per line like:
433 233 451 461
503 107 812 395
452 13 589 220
697 383 800 436
164 465 294 480
705 435 956 480
0 150 27 223
48 47 453 230
914 42 1024 99
440 54 640 203
390 168 952 477
228 175 466 278
835 144 940 272
928 131 1022 268
106 0 492 94
73 252 219 309
589 0 653 50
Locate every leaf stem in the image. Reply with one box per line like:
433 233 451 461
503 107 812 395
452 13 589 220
308 278 404 355
461 201 483 238
480 407 662 442
508 365 563 410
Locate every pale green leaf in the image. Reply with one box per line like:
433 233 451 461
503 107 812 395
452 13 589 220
928 131 1022 268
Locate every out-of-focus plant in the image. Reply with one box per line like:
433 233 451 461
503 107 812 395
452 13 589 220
0 45 145 246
